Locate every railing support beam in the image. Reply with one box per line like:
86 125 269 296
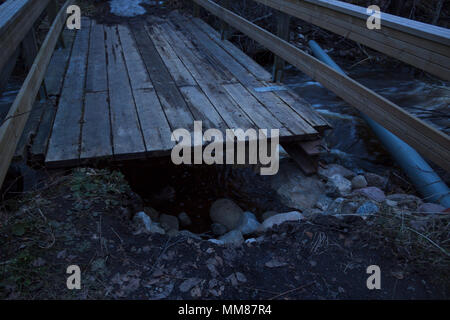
272 10 290 82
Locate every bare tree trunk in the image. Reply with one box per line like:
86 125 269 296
432 0 444 25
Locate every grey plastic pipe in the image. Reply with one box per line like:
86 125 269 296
308 40 450 208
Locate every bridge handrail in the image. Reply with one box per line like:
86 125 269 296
252 0 450 80
191 0 450 171
0 0 52 75
0 0 74 189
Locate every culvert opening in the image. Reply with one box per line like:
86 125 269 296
120 162 291 237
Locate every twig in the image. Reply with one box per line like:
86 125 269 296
406 226 450 257
268 282 315 300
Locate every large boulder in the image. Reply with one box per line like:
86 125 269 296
210 199 244 231
261 211 304 231
270 161 325 211
211 223 228 236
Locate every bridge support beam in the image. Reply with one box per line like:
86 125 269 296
272 11 290 83
220 0 231 40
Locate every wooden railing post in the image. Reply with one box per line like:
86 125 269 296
193 2 200 17
272 10 290 83
220 0 231 40
48 0 65 48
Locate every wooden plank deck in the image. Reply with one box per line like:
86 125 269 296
43 12 329 167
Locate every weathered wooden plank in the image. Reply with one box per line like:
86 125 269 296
159 22 256 131
0 0 74 186
179 85 228 131
192 0 450 171
146 24 197 87
189 14 329 131
191 17 271 82
129 21 195 131
14 101 46 160
282 142 318 175
133 88 174 154
86 21 107 92
30 102 57 163
222 83 290 137
105 25 146 159
274 90 330 131
176 14 319 138
46 18 91 165
44 29 76 96
117 24 153 91
80 92 112 160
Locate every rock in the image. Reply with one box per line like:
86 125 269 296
261 211 304 231
208 239 225 245
351 175 368 189
211 223 228 236
262 211 278 221
210 199 244 231
418 203 446 214
315 195 332 211
385 199 398 207
167 229 179 237
387 194 422 209
342 201 359 215
148 223 165 235
144 207 160 222
178 212 192 227
237 212 261 235
219 230 244 246
159 214 179 231
133 212 152 233
356 201 379 215
326 174 352 196
318 164 356 180
354 187 386 202
178 230 202 240
226 274 239 286
326 198 345 215
179 278 202 293
265 258 288 268
365 173 388 189
235 272 247 283
271 161 325 210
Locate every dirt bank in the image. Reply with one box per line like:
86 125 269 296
1 167 448 299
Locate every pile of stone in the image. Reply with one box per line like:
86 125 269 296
207 198 304 246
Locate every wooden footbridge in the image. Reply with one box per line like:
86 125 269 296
1 0 449 189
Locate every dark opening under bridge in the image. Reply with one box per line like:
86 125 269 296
0 0 449 190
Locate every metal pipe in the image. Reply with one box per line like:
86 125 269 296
308 40 450 208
